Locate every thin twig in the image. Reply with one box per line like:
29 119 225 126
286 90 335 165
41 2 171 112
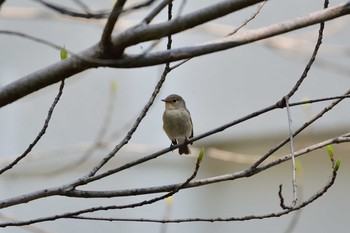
283 0 328 99
284 96 298 207
143 0 172 24
31 0 110 19
280 0 329 206
31 0 158 19
45 81 117 175
0 80 65 175
71 0 91 13
227 0 267 36
170 0 267 70
252 88 350 168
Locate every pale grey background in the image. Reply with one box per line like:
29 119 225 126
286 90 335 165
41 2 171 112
0 0 349 233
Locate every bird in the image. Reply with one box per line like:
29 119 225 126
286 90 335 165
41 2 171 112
162 94 193 155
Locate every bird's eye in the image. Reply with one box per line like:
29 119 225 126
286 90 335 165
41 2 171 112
172 99 177 103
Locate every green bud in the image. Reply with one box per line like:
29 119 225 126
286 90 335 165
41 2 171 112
326 145 334 160
60 46 68 60
198 147 205 162
334 160 341 172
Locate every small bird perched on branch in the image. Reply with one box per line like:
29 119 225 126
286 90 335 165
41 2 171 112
162 94 193 155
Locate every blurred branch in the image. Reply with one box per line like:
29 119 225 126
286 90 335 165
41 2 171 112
31 0 110 18
45 81 117 175
71 0 91 13
30 0 158 19
0 0 5 9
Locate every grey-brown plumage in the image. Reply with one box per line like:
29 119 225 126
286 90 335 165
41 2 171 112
162 94 193 155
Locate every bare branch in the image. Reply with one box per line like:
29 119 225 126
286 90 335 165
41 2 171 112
227 0 267 36
110 2 350 67
0 92 348 209
45 81 117 175
24 154 338 225
100 0 127 50
278 0 329 209
0 80 65 175
143 0 172 24
31 0 110 19
30 0 159 19
0 0 5 9
0 2 349 107
284 96 298 207
0 151 204 227
252 89 350 168
284 0 328 99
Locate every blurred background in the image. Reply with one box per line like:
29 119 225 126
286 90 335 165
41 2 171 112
0 0 349 232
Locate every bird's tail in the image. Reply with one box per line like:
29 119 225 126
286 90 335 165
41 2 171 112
179 145 190 155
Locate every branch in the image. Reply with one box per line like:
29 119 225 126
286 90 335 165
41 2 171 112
284 0 328 99
30 0 158 19
109 2 350 67
143 0 172 24
4 148 336 226
0 150 204 227
31 0 110 19
67 168 338 223
59 132 348 199
100 0 127 50
0 92 348 209
0 0 5 9
67 169 337 226
0 80 65 175
252 89 350 168
1 1 349 107
279 0 329 208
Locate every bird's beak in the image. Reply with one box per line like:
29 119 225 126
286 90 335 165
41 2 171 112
161 99 166 102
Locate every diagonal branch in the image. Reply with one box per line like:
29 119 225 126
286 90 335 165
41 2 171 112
100 0 127 50
0 80 65 175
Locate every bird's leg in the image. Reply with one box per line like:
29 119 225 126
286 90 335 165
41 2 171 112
169 139 177 150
